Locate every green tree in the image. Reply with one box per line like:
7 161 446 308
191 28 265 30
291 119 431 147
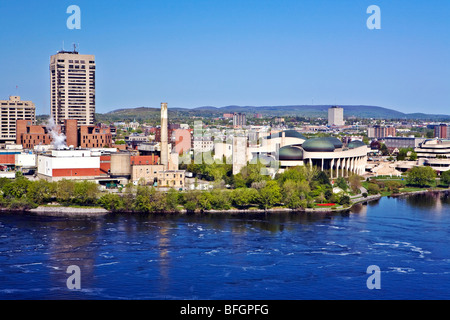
257 180 281 210
231 188 259 208
367 183 380 195
348 175 362 194
282 180 303 209
396 148 411 161
56 180 76 204
99 193 125 212
133 186 167 213
27 180 55 205
339 195 351 206
2 176 31 200
335 177 348 191
380 143 389 156
440 170 450 187
209 189 231 210
406 166 437 187
165 188 180 212
314 171 330 186
73 181 100 205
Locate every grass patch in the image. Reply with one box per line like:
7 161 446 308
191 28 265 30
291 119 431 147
400 187 424 193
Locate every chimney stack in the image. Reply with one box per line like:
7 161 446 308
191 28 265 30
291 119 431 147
160 102 169 169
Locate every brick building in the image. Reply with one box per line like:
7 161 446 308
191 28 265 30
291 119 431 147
16 119 113 149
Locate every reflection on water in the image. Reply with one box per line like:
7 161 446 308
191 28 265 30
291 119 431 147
404 191 450 212
46 218 100 297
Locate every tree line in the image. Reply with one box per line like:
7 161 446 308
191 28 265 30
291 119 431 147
1 165 449 213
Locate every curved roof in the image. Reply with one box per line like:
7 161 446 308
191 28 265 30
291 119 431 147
278 146 304 161
301 137 337 152
327 137 344 149
347 140 366 149
266 130 306 140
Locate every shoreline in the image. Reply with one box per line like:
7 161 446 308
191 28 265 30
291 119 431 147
1 188 447 217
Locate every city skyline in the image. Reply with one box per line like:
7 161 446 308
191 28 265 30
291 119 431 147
0 0 449 116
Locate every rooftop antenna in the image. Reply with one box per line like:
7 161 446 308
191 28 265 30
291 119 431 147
73 43 77 53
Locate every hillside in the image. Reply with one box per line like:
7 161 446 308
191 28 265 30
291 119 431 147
94 105 450 123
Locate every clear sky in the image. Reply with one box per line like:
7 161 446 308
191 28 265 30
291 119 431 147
0 0 449 115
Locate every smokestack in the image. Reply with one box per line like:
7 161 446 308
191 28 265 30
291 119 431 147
161 102 169 169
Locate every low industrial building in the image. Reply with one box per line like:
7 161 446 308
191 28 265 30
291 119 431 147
37 150 103 182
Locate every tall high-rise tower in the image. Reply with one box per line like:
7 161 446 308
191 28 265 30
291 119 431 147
50 49 96 126
328 106 344 126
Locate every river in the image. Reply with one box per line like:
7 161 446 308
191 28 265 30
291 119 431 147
0 192 449 300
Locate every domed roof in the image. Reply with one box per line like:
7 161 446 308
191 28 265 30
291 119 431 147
266 130 306 140
302 138 336 152
327 137 343 149
278 146 303 161
347 140 366 149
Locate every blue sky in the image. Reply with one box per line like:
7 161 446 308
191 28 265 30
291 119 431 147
0 0 449 115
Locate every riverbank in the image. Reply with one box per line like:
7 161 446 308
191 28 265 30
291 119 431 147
20 194 383 216
1 188 447 218
29 206 109 217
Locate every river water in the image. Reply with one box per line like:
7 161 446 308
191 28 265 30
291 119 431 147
0 192 449 300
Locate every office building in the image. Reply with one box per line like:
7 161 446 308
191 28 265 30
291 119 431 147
233 113 246 127
382 137 425 149
434 124 449 139
0 96 35 143
328 106 344 126
367 125 396 139
50 49 96 126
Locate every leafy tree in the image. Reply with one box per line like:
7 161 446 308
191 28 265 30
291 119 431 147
166 188 181 212
56 180 76 204
339 195 351 206
396 148 409 161
348 175 362 194
276 166 307 185
440 170 450 187
27 180 55 205
367 183 380 195
409 151 418 161
73 181 100 205
2 177 31 200
380 143 389 156
133 186 167 213
282 180 303 209
231 188 258 208
406 166 437 187
239 162 270 188
314 171 330 186
209 189 231 210
99 193 125 212
198 192 213 211
335 177 348 191
257 180 281 210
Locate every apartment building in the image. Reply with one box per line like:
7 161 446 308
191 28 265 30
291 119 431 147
50 50 96 126
0 96 35 143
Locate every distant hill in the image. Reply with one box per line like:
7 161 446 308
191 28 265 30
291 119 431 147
95 105 450 122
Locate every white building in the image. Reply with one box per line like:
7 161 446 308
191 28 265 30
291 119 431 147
328 106 344 126
193 137 214 153
37 150 101 182
15 153 36 168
